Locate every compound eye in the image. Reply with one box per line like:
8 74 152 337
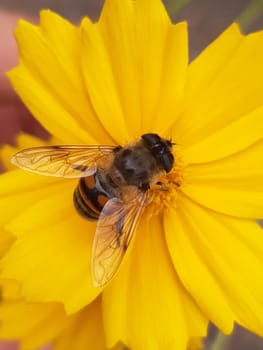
162 153 174 172
153 143 164 153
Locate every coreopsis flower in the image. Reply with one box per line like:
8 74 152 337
1 0 263 349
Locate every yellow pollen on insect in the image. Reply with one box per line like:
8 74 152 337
148 151 184 216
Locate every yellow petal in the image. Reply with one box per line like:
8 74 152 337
0 143 16 171
103 212 207 349
100 0 174 135
0 169 60 226
0 301 66 350
164 204 234 333
81 17 129 144
187 337 203 350
1 279 21 300
182 185 263 219
174 24 263 153
154 22 188 137
4 181 74 236
131 0 178 133
182 139 263 218
54 298 106 350
184 140 263 190
82 0 186 140
182 104 263 163
97 0 140 138
185 23 242 101
0 294 106 350
0 230 15 257
1 184 100 313
176 196 263 336
8 11 111 144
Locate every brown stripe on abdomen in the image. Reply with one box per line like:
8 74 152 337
73 176 109 220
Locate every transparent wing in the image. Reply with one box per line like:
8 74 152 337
91 191 148 287
11 145 116 178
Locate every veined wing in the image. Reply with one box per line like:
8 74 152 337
11 145 116 178
91 191 148 287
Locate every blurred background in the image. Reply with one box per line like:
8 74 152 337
1 0 263 349
2 0 263 55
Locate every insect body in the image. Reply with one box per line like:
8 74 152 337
11 133 174 286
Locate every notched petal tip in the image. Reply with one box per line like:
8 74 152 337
80 16 93 28
13 18 38 41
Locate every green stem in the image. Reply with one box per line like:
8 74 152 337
237 0 263 32
210 332 230 350
166 0 192 16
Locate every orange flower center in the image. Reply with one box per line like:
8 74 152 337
148 149 184 215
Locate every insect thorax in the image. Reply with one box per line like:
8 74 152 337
111 144 161 188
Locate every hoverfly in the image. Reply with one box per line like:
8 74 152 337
11 133 174 287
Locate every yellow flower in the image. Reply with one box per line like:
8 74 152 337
1 0 263 349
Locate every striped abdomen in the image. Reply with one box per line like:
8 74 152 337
73 175 110 220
